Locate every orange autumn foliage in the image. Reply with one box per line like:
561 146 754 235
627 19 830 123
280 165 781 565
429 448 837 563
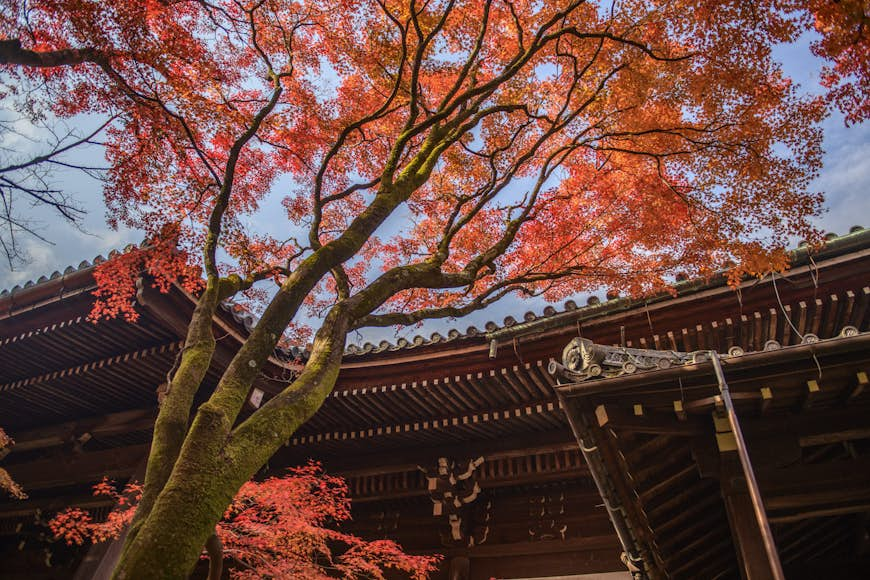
49 479 142 545
804 0 870 125
0 0 839 322
50 464 440 580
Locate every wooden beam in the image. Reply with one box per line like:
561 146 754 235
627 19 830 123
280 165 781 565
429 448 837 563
654 489 722 535
347 462 591 503
673 400 687 421
760 387 773 414
284 428 579 476
465 547 625 580
594 404 706 436
291 398 561 446
349 498 612 532
847 371 868 400
683 391 760 413
758 456 870 511
8 408 157 453
802 379 821 410
799 426 870 447
0 494 114 520
638 464 696 502
744 404 870 448
458 534 619 558
5 443 149 490
769 503 870 524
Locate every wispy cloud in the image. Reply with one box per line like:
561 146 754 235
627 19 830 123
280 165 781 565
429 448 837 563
814 119 870 235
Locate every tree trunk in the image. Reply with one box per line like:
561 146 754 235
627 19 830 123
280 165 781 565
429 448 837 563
110 288 361 579
111 421 241 579
112 317 348 578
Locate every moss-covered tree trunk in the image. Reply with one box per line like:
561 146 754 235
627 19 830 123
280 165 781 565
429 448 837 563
111 440 238 579
111 307 348 579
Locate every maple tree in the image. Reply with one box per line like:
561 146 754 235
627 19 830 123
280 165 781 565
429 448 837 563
0 0 858 577
50 463 439 579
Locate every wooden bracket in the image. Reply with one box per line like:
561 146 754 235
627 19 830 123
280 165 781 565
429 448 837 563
713 411 737 453
803 379 821 410
847 371 868 401
759 387 773 414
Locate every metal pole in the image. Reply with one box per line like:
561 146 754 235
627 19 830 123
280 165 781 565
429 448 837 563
710 352 785 580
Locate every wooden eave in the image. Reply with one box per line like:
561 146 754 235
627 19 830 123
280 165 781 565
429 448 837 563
295 266 868 451
333 242 870 388
0 267 301 432
1 241 866 491
337 227 870 365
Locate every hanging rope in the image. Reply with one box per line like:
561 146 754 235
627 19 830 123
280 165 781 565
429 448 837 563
771 269 822 380
513 336 524 365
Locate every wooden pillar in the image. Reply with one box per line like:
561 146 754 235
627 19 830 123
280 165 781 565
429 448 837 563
75 522 133 580
720 454 777 580
448 555 470 580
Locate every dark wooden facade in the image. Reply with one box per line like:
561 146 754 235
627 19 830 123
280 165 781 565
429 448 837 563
1 226 868 579
554 332 870 579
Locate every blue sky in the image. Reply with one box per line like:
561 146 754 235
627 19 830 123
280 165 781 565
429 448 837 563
1 30 867 344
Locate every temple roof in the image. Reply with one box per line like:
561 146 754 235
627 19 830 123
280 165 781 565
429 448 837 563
1 227 868 579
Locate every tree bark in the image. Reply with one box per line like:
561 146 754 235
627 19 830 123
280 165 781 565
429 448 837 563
119 281 220 560
111 307 349 579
